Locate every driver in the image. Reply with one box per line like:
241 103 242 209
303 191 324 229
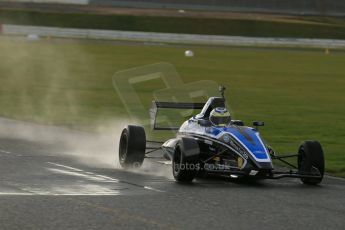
209 107 231 127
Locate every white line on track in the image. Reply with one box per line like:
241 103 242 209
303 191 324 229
46 162 119 183
0 149 11 154
144 186 165 192
46 162 165 192
0 161 165 196
47 162 84 172
0 192 122 196
0 192 34 196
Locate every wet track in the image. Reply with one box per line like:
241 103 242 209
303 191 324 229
0 118 344 230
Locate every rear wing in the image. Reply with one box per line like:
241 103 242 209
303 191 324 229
150 101 205 130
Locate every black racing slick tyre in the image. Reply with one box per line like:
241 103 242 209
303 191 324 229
298 141 325 185
119 125 146 168
172 138 200 183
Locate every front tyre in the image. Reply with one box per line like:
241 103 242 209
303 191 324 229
172 138 200 183
119 125 146 168
298 141 325 185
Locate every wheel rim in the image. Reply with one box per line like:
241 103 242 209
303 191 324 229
119 130 128 163
173 147 182 175
298 146 308 174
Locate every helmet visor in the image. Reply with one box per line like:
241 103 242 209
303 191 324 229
210 115 231 126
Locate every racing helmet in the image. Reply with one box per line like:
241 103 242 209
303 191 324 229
209 107 231 127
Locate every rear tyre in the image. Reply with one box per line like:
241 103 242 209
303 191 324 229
172 138 199 182
119 125 146 168
298 141 324 185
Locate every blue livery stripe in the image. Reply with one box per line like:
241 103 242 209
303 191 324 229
224 127 268 159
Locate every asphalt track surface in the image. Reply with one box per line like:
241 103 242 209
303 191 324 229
0 118 344 230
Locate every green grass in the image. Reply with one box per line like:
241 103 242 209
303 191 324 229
2 9 345 38
0 37 344 176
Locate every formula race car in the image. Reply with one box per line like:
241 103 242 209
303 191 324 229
118 86 324 184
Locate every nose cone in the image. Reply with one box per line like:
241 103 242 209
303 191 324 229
222 126 271 163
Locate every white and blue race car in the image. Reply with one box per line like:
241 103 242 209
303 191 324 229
119 86 324 184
